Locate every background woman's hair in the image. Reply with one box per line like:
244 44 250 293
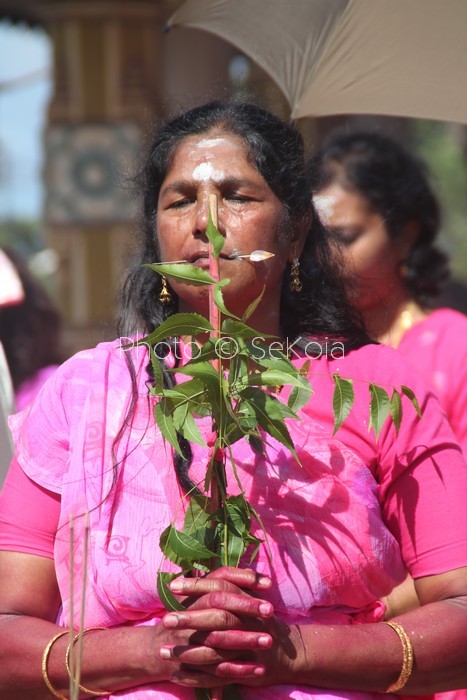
308 129 449 305
0 247 63 389
117 101 368 492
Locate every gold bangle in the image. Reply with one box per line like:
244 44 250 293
65 627 110 697
42 631 69 699
383 621 414 693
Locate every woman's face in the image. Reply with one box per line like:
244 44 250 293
156 131 297 322
314 183 406 311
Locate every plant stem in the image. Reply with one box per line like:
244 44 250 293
208 194 224 700
207 194 223 526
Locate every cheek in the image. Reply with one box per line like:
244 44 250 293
346 238 397 279
157 219 182 258
227 207 287 249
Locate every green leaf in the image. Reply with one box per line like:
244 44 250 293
226 494 252 535
187 338 219 363
390 389 403 435
174 360 221 391
222 317 275 340
160 524 218 568
157 572 184 612
369 383 391 439
401 385 423 418
162 377 206 401
224 412 258 440
154 400 183 457
332 374 355 435
240 387 300 462
229 349 249 390
145 262 216 286
242 287 265 322
138 313 214 347
168 526 218 562
206 210 225 259
213 280 240 319
149 345 164 393
183 495 212 533
175 408 207 447
247 369 310 390
288 383 313 412
225 529 246 567
256 354 296 372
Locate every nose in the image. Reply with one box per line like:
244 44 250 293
193 195 210 237
193 194 225 238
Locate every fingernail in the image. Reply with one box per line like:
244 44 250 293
258 576 271 587
259 602 273 616
169 579 184 591
258 635 271 648
254 666 265 676
160 647 172 659
164 614 179 628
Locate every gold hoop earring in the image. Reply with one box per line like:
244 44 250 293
158 276 171 303
290 258 302 293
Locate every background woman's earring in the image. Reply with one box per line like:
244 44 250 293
159 276 171 303
290 258 303 293
398 261 410 280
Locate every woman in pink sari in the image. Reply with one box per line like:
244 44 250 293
1 102 467 699
310 130 467 455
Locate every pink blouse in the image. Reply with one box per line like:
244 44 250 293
397 308 467 455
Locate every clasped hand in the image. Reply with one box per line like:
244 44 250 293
157 566 301 688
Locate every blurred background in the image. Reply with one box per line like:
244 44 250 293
0 0 466 356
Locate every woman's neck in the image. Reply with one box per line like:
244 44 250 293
361 298 428 348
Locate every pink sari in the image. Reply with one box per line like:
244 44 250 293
12 341 408 699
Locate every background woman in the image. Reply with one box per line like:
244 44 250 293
0 246 63 411
310 130 467 454
0 102 467 699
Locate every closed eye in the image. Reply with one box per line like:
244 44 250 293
327 227 362 245
168 198 194 209
226 194 253 202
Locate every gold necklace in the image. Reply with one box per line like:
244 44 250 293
399 302 418 332
391 300 427 348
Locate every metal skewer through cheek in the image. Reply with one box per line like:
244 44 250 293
152 250 275 265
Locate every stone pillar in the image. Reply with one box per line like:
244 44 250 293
41 0 166 351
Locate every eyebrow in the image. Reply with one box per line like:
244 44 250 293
160 176 264 197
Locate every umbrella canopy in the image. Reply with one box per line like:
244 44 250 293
167 0 467 124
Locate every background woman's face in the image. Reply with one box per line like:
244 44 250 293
156 131 292 318
314 183 405 311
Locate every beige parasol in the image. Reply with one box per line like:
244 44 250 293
167 0 467 123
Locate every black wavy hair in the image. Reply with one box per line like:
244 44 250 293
117 101 368 492
308 129 449 305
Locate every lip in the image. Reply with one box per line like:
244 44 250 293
187 251 209 263
186 251 235 265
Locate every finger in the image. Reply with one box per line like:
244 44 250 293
192 629 273 650
160 643 239 665
206 567 272 591
199 661 266 680
170 576 248 599
171 589 273 618
163 608 242 631
171 663 265 686
164 592 273 625
169 567 271 595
